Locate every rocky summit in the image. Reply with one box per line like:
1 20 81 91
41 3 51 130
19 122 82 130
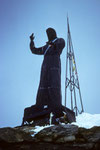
0 124 100 150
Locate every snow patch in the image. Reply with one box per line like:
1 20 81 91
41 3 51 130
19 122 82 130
72 113 100 129
31 125 53 137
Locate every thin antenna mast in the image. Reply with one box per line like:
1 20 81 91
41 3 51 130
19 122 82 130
65 17 84 115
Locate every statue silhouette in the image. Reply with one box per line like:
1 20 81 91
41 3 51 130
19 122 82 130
21 28 75 126
30 28 65 118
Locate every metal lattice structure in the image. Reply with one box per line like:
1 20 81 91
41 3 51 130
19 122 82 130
65 17 84 116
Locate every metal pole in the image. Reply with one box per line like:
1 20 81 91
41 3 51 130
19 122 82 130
65 17 69 107
65 16 84 115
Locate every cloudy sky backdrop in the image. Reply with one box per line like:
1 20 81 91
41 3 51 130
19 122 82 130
0 0 100 127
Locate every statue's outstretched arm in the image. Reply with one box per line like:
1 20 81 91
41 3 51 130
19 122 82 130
29 33 47 55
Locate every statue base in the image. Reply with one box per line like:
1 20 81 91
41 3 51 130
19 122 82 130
22 105 76 126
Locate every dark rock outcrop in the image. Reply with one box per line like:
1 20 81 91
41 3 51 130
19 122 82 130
0 124 100 150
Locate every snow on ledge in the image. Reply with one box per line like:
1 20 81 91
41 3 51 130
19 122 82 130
30 113 100 137
72 112 100 129
31 125 54 137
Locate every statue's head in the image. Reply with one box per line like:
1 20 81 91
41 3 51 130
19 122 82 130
46 28 57 42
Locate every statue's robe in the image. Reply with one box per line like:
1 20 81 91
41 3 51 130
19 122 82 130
30 38 65 117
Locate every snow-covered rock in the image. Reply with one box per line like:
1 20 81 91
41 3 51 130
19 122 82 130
72 113 100 128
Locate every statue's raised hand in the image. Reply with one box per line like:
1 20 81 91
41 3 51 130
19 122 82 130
30 33 35 41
